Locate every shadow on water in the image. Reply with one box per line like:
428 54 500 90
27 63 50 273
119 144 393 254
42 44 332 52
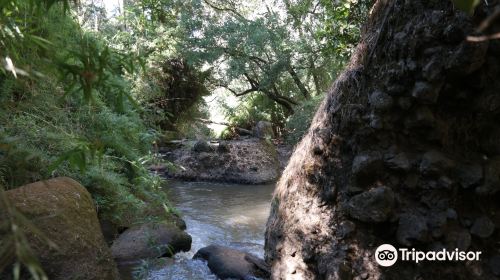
123 180 276 280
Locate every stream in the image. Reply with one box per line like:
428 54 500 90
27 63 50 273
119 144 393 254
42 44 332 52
141 180 275 279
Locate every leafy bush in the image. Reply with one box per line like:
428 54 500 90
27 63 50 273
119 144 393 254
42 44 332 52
132 58 212 138
0 3 167 226
284 94 325 145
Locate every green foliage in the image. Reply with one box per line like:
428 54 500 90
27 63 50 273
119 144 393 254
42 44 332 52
175 0 369 138
133 58 211 133
285 93 324 144
0 1 171 277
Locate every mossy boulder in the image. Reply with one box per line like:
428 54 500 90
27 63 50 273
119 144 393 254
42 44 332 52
2 177 119 280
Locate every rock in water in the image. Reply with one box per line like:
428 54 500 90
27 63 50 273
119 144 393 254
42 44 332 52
1 177 119 280
193 245 270 279
111 222 192 262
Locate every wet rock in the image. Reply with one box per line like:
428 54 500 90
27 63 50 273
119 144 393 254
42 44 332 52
193 245 270 280
193 140 214 153
253 121 274 139
111 222 192 262
456 163 483 188
470 216 495 238
419 150 455 176
346 186 395 223
384 152 411 171
489 255 500 276
476 157 500 195
2 177 119 280
411 81 441 104
397 213 428 246
369 90 393 111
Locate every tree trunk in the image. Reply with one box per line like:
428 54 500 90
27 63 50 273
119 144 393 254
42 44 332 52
265 1 500 279
288 66 311 100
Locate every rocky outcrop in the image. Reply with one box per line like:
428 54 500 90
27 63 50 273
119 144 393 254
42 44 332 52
110 221 192 263
193 245 270 279
1 177 119 280
265 1 500 279
163 138 281 184
253 121 274 139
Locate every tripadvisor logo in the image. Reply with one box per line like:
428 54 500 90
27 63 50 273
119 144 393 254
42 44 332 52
375 244 398 267
374 244 482 267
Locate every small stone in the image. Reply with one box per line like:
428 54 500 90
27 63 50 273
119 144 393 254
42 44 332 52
489 255 500 276
369 113 384 129
470 216 495 238
346 186 395 223
369 90 393 111
397 213 428 246
411 81 442 104
422 58 443 81
352 152 382 176
192 140 214 153
446 208 457 220
437 176 454 189
420 150 455 176
384 152 411 171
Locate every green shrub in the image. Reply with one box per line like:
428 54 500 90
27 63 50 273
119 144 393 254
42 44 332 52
284 94 325 145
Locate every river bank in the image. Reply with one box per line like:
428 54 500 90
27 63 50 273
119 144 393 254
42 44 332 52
153 138 292 184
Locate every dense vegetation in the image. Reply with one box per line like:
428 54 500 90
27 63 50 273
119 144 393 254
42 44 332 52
0 0 484 278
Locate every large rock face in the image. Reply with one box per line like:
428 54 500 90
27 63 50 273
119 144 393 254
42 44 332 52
164 139 281 184
265 1 500 279
111 222 192 263
193 245 270 279
2 177 119 280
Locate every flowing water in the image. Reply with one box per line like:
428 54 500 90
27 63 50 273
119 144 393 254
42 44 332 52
140 180 275 279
